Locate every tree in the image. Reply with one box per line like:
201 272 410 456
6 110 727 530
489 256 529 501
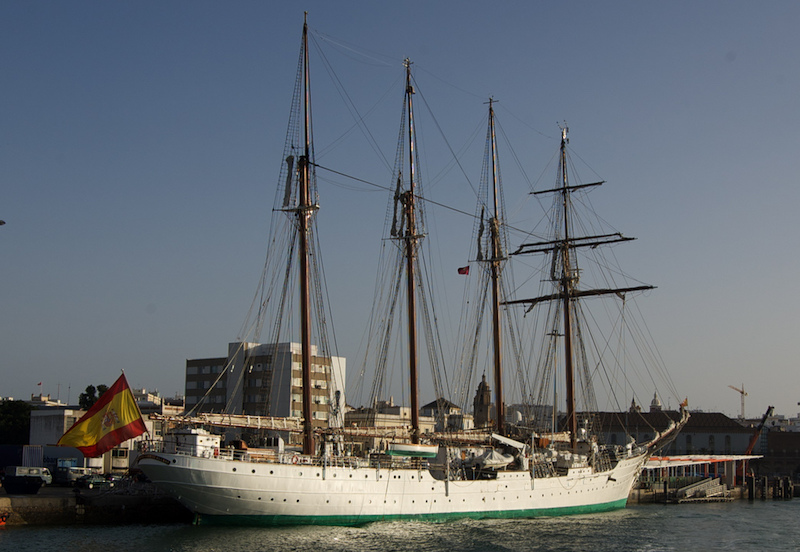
0 400 32 444
78 385 96 410
78 384 108 410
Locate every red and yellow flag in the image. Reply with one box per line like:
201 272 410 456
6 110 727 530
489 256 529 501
57 373 147 457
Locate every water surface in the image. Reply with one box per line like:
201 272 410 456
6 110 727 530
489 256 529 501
2 500 798 552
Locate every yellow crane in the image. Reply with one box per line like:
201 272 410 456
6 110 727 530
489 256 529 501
729 384 747 419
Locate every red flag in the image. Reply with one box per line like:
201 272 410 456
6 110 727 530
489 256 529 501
457 266 470 275
57 373 146 457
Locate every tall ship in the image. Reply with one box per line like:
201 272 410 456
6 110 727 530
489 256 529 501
136 15 687 525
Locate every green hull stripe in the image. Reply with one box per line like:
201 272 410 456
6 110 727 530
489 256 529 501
384 451 437 458
195 498 629 527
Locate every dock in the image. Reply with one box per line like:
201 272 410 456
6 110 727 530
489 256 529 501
0 484 192 526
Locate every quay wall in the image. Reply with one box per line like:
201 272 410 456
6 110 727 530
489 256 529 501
0 487 192 526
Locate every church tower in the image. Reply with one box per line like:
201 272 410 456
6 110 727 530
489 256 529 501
473 374 492 428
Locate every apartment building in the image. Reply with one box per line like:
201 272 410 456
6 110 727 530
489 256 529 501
184 342 345 429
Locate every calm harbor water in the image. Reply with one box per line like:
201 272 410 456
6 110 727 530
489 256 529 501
2 500 799 552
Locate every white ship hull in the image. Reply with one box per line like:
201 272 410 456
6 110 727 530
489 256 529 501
137 451 647 526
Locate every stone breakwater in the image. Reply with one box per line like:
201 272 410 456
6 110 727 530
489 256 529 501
0 485 193 526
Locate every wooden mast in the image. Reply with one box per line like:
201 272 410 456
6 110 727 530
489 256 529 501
488 99 505 435
558 125 578 448
505 125 654 450
299 13 315 456
403 59 421 444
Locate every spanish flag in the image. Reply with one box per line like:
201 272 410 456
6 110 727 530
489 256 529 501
58 373 147 457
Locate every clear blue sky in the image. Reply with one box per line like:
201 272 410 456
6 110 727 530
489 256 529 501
2 1 799 419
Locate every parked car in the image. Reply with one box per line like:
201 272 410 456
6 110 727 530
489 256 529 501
75 474 115 490
55 466 94 486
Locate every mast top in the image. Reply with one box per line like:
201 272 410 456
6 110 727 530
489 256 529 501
404 59 414 94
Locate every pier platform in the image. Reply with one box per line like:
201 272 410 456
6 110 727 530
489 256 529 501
0 484 192 526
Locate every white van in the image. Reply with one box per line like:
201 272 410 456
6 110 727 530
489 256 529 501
5 466 52 485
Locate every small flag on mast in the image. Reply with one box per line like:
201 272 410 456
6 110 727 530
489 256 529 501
457 266 470 275
57 373 146 458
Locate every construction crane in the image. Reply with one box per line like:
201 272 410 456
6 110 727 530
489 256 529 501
745 406 774 455
729 384 748 420
737 405 774 484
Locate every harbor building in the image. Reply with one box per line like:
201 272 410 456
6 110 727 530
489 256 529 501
420 398 473 431
596 409 752 455
184 342 345 430
26 389 182 475
344 398 436 454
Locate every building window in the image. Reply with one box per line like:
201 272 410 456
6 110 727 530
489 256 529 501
187 366 198 375
725 435 732 454
708 435 715 453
